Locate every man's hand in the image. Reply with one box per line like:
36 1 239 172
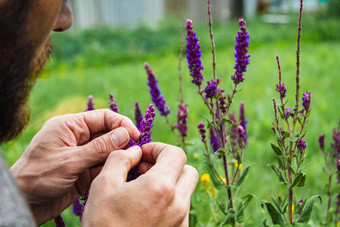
82 142 198 227
10 109 140 225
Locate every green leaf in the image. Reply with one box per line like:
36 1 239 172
220 208 236 226
236 194 255 223
271 143 283 156
216 117 234 128
205 163 224 189
234 164 254 187
261 200 286 225
296 195 322 223
216 201 227 215
227 94 232 104
262 219 269 227
268 164 287 185
291 172 306 188
331 184 340 196
215 149 226 156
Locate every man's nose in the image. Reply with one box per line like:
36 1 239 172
53 2 73 32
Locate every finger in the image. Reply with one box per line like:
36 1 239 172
138 161 154 174
75 109 140 142
90 164 104 181
76 127 131 169
100 146 142 187
175 165 198 205
141 143 187 184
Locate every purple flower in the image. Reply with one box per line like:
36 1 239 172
284 108 292 119
198 122 206 143
332 129 340 156
138 104 156 146
298 200 304 205
145 63 170 116
174 104 188 138
237 125 246 149
318 134 325 152
54 215 65 227
218 90 228 115
337 158 340 180
186 19 204 88
72 200 84 218
108 93 119 113
209 128 220 153
301 91 311 111
232 18 251 85
84 95 95 111
297 138 307 151
240 102 248 146
203 79 220 99
134 102 143 130
276 83 287 99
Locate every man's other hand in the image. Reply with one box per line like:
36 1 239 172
82 142 198 227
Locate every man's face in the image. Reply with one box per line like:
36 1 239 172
0 0 73 142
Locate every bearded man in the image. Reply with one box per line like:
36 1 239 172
0 1 198 226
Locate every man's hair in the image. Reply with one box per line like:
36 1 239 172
0 0 47 143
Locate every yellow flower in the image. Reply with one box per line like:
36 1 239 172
200 173 210 186
210 187 216 196
337 221 340 226
235 162 243 169
292 205 294 214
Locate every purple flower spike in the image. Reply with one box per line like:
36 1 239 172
203 79 220 99
72 200 84 218
232 18 251 85
138 104 156 146
301 91 311 111
108 93 119 113
145 63 170 116
276 83 287 99
240 102 248 146
134 102 143 130
186 19 204 88
54 215 65 227
237 125 246 149
229 114 238 153
219 91 228 115
332 129 340 156
298 200 304 205
198 122 206 143
174 104 188 138
318 134 325 152
84 95 95 111
209 128 220 153
297 138 307 151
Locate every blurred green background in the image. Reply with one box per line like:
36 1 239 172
1 0 340 226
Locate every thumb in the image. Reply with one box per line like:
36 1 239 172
76 127 131 169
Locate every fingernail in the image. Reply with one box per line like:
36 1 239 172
111 127 128 147
127 145 141 153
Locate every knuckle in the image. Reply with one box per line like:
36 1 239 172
186 165 199 183
108 151 132 169
91 138 111 155
149 179 175 200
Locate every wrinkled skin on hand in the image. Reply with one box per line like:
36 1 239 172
10 109 140 225
83 142 199 227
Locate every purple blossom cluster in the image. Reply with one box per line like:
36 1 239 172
145 62 170 116
332 128 340 156
302 91 311 111
72 199 84 218
84 95 95 111
54 215 65 227
276 83 287 99
174 104 188 138
185 19 204 88
134 102 143 129
209 128 220 153
203 79 220 99
297 138 307 151
198 122 206 143
232 18 251 85
109 93 119 113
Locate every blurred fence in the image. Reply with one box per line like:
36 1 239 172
69 0 232 29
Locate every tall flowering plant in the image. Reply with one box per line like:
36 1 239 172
262 0 321 225
186 0 253 225
319 120 340 225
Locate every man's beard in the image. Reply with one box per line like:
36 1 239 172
0 1 51 143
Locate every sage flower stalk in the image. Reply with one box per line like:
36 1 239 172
84 95 95 111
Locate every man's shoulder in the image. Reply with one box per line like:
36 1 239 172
0 154 36 227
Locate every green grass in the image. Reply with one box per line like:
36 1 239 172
1 20 340 226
